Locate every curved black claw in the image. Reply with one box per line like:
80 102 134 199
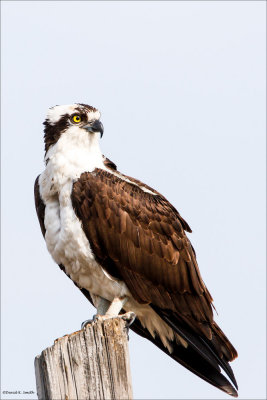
81 315 97 329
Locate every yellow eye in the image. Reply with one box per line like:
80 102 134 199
72 115 81 123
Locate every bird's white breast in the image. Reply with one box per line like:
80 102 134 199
39 128 129 301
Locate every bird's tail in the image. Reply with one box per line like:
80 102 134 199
130 308 238 397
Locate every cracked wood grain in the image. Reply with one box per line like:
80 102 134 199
34 317 133 400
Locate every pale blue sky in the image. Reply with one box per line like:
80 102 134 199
1 1 266 399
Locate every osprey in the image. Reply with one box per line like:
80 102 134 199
34 103 238 397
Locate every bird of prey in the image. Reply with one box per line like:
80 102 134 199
34 103 238 397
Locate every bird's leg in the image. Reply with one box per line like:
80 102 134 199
81 296 135 329
96 296 136 338
104 296 128 316
81 297 110 329
96 297 111 315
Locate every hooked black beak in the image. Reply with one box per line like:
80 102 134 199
83 120 104 137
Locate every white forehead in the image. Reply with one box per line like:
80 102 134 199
46 104 100 124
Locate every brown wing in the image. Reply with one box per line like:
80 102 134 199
71 169 237 363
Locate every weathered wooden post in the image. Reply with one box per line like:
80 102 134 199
34 317 133 400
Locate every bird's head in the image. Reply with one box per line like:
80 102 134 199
43 103 104 154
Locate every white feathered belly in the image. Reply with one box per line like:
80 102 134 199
43 180 130 301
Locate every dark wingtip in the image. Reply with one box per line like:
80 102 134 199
133 307 239 397
221 385 238 397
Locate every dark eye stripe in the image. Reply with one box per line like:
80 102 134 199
43 113 70 153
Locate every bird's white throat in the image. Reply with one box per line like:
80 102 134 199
42 127 104 198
